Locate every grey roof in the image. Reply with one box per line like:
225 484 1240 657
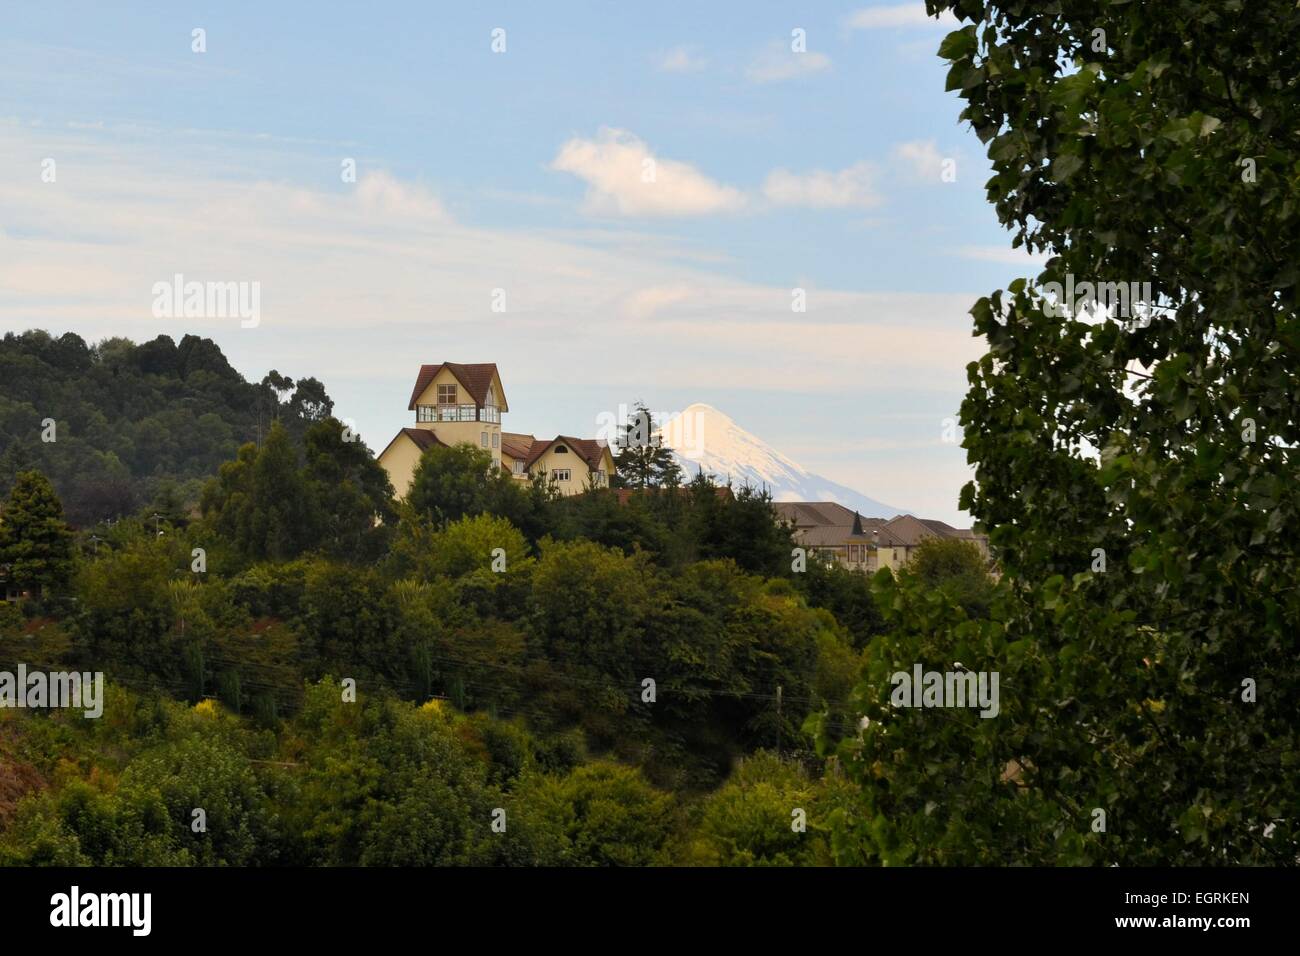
774 503 983 550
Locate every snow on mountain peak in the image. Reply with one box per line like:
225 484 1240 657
658 403 904 517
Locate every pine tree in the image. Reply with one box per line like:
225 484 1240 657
612 403 683 490
0 470 75 595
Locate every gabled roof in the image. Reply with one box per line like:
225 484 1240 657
919 518 963 538
795 525 872 547
773 502 984 550
525 436 610 471
879 514 946 547
377 427 448 460
772 501 861 528
407 363 506 411
500 431 536 460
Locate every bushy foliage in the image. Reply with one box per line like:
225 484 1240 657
0 470 74 593
819 0 1300 865
0 331 335 526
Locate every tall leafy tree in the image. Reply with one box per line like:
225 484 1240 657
406 442 533 529
826 0 1300 864
302 417 395 559
201 422 316 562
0 470 74 594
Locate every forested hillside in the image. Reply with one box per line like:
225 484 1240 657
0 330 336 526
0 382 905 864
4 0 1299 867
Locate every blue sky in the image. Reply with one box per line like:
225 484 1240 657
0 1 1044 523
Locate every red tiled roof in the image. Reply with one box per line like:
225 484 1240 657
525 436 609 471
500 432 536 460
406 363 505 410
377 427 448 460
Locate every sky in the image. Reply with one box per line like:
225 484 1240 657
0 1 1046 525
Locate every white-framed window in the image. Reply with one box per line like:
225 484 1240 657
416 405 435 422
551 468 571 482
437 384 457 404
492 433 500 449
592 469 606 485
481 432 488 447
513 459 525 474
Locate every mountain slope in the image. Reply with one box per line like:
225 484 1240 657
659 403 904 517
0 329 332 526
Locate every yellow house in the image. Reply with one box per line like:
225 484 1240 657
378 362 614 498
772 503 989 574
500 434 615 495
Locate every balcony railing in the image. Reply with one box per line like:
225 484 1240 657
416 404 501 424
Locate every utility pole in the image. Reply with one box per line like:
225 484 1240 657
776 684 783 756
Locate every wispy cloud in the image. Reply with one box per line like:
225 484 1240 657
891 139 947 182
763 162 880 209
0 119 984 525
658 46 708 73
955 244 1050 267
746 42 832 84
355 171 449 222
550 127 745 218
845 4 959 30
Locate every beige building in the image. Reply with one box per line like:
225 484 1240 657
500 434 614 496
773 502 989 574
378 362 614 498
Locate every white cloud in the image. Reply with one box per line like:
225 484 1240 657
746 43 832 84
956 245 1050 267
618 284 699 320
0 120 983 524
658 46 707 73
550 127 745 217
846 4 959 29
763 162 880 209
355 171 449 222
891 139 947 182
0 121 979 388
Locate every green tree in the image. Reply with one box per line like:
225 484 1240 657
685 752 830 866
908 537 996 617
289 376 333 423
690 477 792 576
200 422 316 562
406 442 531 529
74 533 185 677
825 0 1300 865
0 470 75 594
302 417 395 560
611 403 683 490
511 763 678 866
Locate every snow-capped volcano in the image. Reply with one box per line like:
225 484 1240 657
659 403 904 517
